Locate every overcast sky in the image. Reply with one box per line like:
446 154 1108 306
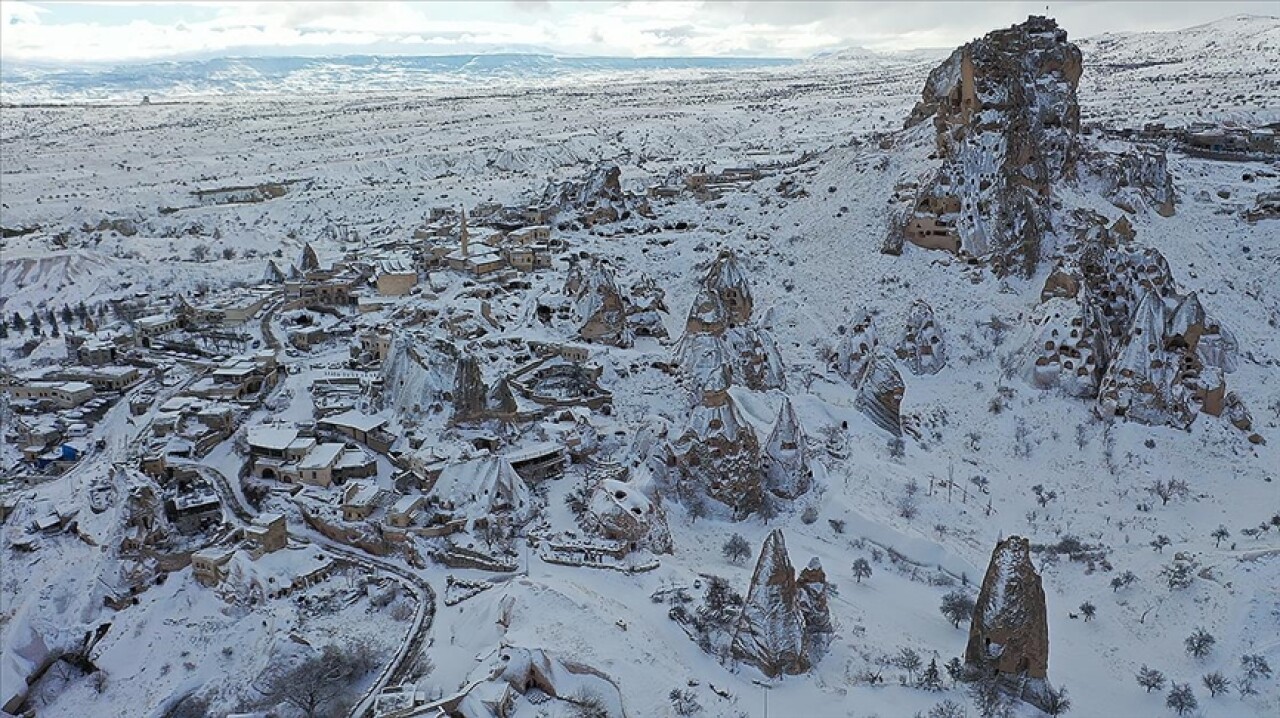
0 1 1274 64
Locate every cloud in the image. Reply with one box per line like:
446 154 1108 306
0 1 1268 63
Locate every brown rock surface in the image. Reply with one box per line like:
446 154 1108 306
965 536 1049 679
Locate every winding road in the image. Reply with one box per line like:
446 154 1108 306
194 460 435 718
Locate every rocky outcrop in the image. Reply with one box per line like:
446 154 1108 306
627 275 670 339
668 368 765 519
731 530 810 677
261 259 286 284
1024 211 1246 431
901 16 1082 277
1023 296 1108 397
965 536 1049 680
676 250 785 392
379 332 456 416
685 250 754 334
457 646 626 718
855 352 906 436
542 163 652 227
797 558 833 655
298 242 320 273
895 300 947 375
1088 145 1176 217
565 257 634 347
589 478 674 554
763 398 812 500
833 311 878 384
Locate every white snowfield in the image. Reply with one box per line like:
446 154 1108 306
1 13 1278 718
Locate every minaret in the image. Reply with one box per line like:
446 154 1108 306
460 206 470 257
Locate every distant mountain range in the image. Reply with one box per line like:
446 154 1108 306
0 54 799 104
2 14 1274 105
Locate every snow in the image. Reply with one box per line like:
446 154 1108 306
1 13 1278 718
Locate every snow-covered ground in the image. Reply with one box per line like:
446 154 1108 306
2 13 1278 718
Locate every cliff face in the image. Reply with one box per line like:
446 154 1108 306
902 16 1082 277
965 536 1049 680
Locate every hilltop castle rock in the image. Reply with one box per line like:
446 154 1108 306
902 16 1082 277
965 536 1049 681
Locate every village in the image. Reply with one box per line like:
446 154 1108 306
2 11 1279 718
0 155 821 717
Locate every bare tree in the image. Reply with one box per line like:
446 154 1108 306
1201 671 1230 697
254 644 372 718
1185 628 1216 659
940 590 975 629
1110 571 1137 592
1042 684 1072 716
1166 683 1197 716
928 700 965 718
1147 478 1189 506
851 558 872 583
722 534 751 565
1136 665 1165 693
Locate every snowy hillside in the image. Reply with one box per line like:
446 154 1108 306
1 12 1277 718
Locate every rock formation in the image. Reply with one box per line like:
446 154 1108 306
685 250 753 334
565 257 634 347
855 352 906 436
965 536 1049 681
627 275 670 339
901 16 1083 277
589 477 674 554
1023 296 1108 397
763 397 813 500
797 557 833 656
676 250 785 392
895 300 947 375
1024 211 1246 431
1088 145 1177 217
298 242 320 273
541 163 652 227
668 367 765 519
452 352 488 420
380 332 456 416
833 310 878 384
261 259 286 284
731 530 810 677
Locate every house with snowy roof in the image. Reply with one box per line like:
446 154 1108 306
427 456 532 529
